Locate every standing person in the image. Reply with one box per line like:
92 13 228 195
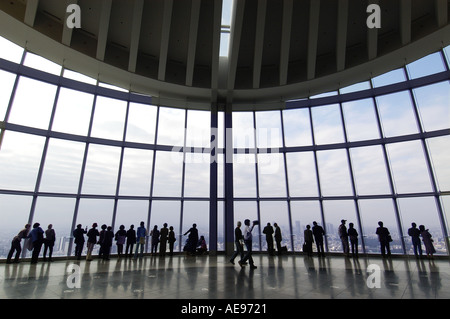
238 219 258 270
230 221 244 265
150 225 160 255
274 223 282 255
312 221 325 257
102 226 114 260
338 219 350 257
28 223 45 264
183 223 199 255
376 221 391 257
86 223 99 261
262 223 274 255
348 223 358 257
98 224 107 259
6 224 31 264
73 224 87 260
303 225 314 257
168 226 176 256
408 222 423 258
159 223 169 256
134 221 147 259
115 225 127 258
419 225 436 259
125 225 136 257
43 224 56 262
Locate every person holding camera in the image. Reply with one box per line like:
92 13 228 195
238 219 258 270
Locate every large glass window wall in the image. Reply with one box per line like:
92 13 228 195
0 35 449 258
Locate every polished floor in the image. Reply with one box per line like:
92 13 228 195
0 253 449 299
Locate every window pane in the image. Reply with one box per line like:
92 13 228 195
317 149 353 196
233 112 255 148
0 36 24 63
371 68 407 88
0 70 16 120
342 98 380 142
91 96 126 141
398 197 446 255
286 152 318 197
413 81 450 132
255 111 283 148
157 107 185 146
339 81 370 94
386 140 433 194
441 195 450 238
184 152 210 197
444 45 450 68
0 131 45 191
259 201 290 251
257 153 286 197
350 145 391 195
322 200 359 253
234 201 260 250
233 154 257 197
376 91 419 137
0 194 32 258
427 136 450 192
82 144 121 195
126 102 157 144
75 198 115 255
33 197 76 257
359 198 401 254
23 52 61 76
186 110 210 148
406 51 446 80
311 104 345 145
150 200 181 250
8 77 57 129
290 201 322 251
63 68 97 85
52 88 94 136
119 148 153 196
152 150 183 197
282 108 313 147
39 138 85 193
182 201 209 248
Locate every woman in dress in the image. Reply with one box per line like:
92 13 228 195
419 225 436 258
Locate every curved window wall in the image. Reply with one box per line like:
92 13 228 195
0 35 449 258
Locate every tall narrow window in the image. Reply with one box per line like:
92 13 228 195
219 0 233 57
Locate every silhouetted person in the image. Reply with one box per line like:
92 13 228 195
262 222 274 255
125 225 136 257
348 222 358 257
239 219 258 269
230 221 244 265
73 224 87 260
134 221 147 259
408 222 423 258
98 224 107 259
43 224 55 262
312 221 325 257
102 226 114 260
86 223 99 261
303 225 314 257
168 226 176 256
274 223 282 255
115 225 127 257
6 223 31 264
150 225 160 255
159 223 169 256
419 225 436 259
376 221 391 257
338 219 350 257
183 223 199 255
197 235 207 254
28 223 44 264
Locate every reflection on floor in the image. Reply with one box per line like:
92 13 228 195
0 254 449 299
